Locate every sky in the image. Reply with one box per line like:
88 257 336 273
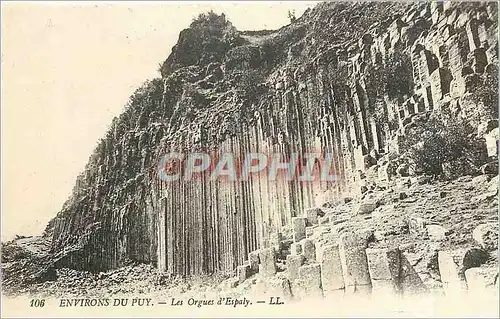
1 1 318 241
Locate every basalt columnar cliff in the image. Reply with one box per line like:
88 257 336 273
47 1 498 278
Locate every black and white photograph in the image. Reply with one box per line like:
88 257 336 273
1 1 499 317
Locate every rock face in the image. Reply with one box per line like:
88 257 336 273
48 2 498 277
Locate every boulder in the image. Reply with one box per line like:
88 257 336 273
338 232 372 293
248 250 260 273
400 253 428 295
305 208 324 225
237 264 251 284
301 239 316 262
258 248 277 277
438 248 489 293
290 242 303 255
320 244 345 295
356 201 377 215
472 223 498 250
268 277 293 301
255 276 293 301
426 224 450 241
484 128 499 157
297 264 323 299
366 247 401 294
286 254 305 282
465 267 498 293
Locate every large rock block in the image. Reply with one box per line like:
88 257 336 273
269 277 293 301
438 248 489 294
254 276 293 301
399 253 428 295
297 263 323 299
338 232 372 292
472 223 498 250
269 232 283 247
286 254 305 282
320 244 345 294
471 48 488 74
484 128 499 157
426 224 449 241
290 242 303 255
301 238 316 262
237 264 251 284
438 250 466 292
258 248 277 277
292 217 307 242
366 248 401 295
248 250 260 273
465 267 498 293
356 201 377 215
366 248 400 280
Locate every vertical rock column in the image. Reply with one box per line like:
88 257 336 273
259 247 278 277
297 264 323 299
157 197 167 272
338 232 372 294
366 248 401 295
292 217 307 242
320 244 345 299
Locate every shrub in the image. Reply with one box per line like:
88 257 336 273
190 11 229 33
1 242 34 262
261 41 278 68
159 12 242 77
287 10 297 23
474 65 499 120
234 70 266 102
402 115 488 177
364 50 413 104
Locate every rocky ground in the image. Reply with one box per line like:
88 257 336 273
311 172 499 293
2 171 498 301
